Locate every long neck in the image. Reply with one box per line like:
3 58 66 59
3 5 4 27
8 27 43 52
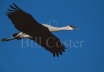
51 27 68 32
42 24 68 32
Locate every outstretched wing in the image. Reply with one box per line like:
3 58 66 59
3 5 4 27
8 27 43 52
7 3 65 56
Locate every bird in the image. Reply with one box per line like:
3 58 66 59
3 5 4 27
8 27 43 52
1 3 77 56
1 24 77 41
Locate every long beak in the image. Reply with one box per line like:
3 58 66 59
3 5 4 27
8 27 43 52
70 25 79 30
74 27 79 30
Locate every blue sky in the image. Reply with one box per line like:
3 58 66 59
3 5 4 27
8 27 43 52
0 0 104 72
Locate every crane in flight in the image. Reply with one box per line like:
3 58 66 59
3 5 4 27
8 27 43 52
1 3 77 56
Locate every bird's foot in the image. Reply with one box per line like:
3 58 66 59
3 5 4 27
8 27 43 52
0 38 11 41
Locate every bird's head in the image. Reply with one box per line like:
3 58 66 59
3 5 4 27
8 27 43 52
65 25 78 31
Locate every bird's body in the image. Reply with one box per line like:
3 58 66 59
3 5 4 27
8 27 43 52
11 24 75 39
